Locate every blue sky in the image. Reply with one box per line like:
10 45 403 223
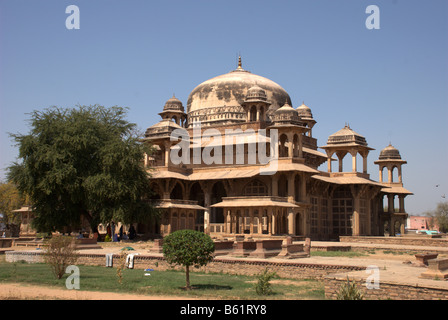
0 0 447 215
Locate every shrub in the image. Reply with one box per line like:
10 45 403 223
43 235 78 279
254 267 277 295
162 230 215 290
336 277 364 300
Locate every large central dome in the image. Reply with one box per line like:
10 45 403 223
186 59 291 125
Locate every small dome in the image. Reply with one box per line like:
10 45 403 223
296 102 313 119
379 144 402 160
244 85 268 102
271 101 300 124
163 95 184 113
275 101 297 114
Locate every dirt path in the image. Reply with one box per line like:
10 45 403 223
0 282 197 300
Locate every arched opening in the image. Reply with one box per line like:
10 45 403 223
356 153 363 173
382 194 387 212
157 145 166 167
259 106 264 121
211 181 227 223
278 174 288 198
391 166 399 183
295 211 301 235
189 182 204 206
189 182 204 231
276 209 287 234
250 106 257 122
170 182 184 200
243 179 268 196
293 134 299 157
342 153 353 172
294 174 301 202
279 134 289 158
380 166 386 183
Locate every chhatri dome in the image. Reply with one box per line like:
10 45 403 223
296 102 313 120
186 57 291 127
379 144 402 160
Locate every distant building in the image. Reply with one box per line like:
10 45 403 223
406 215 439 232
12 206 35 236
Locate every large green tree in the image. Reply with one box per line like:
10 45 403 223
8 105 157 233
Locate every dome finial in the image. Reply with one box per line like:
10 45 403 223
237 55 243 70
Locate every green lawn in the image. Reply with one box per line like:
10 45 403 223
0 257 325 300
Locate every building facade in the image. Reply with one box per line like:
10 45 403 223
143 59 413 240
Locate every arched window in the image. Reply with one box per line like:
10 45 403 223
244 179 268 196
278 174 288 197
259 106 264 121
250 106 257 122
391 166 399 183
380 166 386 182
293 134 299 157
279 134 289 157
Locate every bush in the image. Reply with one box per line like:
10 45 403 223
43 235 78 279
254 267 277 296
336 277 364 300
162 230 215 290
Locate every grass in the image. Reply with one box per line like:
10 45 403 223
0 256 325 300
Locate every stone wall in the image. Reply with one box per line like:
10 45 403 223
324 276 448 300
339 236 448 248
5 251 44 263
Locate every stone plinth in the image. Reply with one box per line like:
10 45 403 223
232 240 256 257
214 241 234 256
73 238 102 250
249 239 283 258
278 243 309 259
420 258 448 280
415 253 438 266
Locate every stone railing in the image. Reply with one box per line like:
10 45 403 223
209 223 225 233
